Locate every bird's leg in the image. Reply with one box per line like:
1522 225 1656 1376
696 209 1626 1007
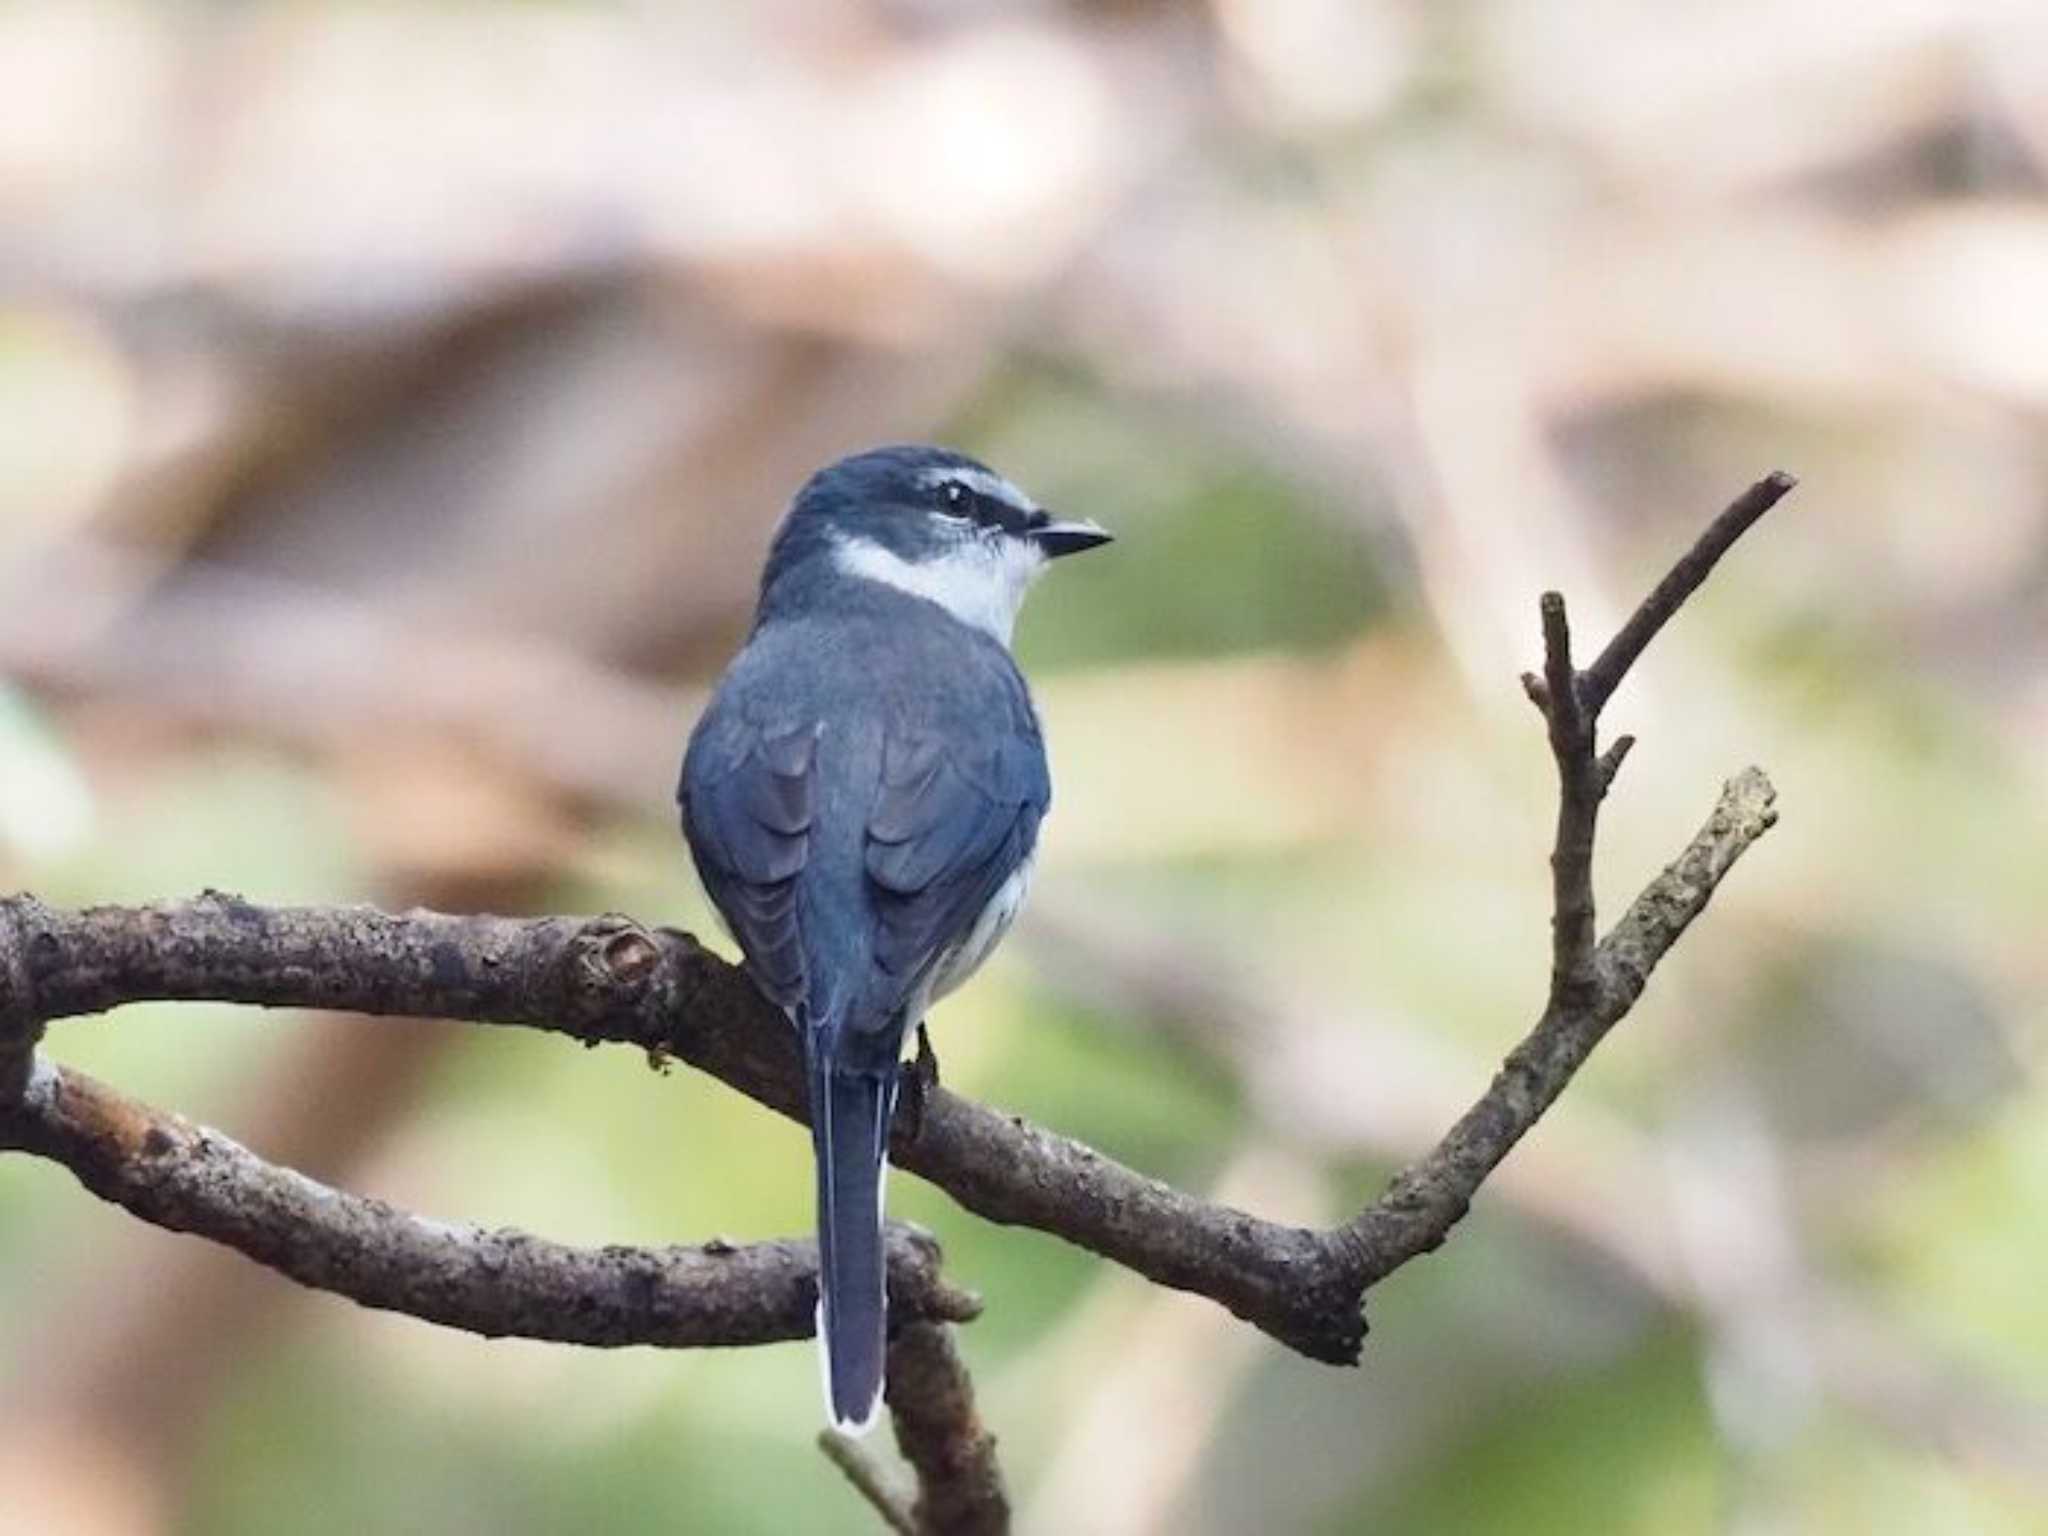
895 1023 942 1143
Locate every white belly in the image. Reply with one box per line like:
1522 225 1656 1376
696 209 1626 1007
925 856 1034 1009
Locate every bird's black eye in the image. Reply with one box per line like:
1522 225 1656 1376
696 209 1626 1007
942 482 967 511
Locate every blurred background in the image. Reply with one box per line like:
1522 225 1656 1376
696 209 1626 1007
1 1 2045 1532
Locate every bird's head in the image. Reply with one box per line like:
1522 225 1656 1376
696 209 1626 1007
759 445 1112 644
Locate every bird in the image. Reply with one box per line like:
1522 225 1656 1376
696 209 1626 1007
678 444 1112 1433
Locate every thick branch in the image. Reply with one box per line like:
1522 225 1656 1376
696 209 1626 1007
0 893 1351 1362
886 1321 1010 1536
0 775 1774 1365
0 1057 977 1347
0 910 39 1101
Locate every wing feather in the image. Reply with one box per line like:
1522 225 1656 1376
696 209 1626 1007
860 728 1046 1016
680 719 820 1010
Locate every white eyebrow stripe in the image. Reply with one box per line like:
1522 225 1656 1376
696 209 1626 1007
915 465 1036 513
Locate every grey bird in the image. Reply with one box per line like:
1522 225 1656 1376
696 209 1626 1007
678 445 1111 1432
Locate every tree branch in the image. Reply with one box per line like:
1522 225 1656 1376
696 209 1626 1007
0 1057 978 1348
0 892 1356 1361
819 1431 919 1536
885 1321 1010 1536
0 910 41 1102
0 473 1791 1390
1582 471 1797 711
1333 474 1791 1285
1536 588 1603 1006
1339 767 1777 1284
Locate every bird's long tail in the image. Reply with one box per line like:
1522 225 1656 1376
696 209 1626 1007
807 1037 897 1434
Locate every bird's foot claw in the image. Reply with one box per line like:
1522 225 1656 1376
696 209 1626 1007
896 1025 942 1143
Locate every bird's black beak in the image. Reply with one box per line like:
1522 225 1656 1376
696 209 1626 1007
1028 515 1114 559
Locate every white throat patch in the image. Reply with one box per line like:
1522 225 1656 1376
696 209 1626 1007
832 530 1046 646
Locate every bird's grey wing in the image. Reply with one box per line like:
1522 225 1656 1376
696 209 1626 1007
679 715 819 1013
859 723 1047 1032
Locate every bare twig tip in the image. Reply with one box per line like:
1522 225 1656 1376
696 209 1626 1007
1726 765 1780 828
1580 471 1795 710
1596 735 1637 793
818 1430 918 1536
